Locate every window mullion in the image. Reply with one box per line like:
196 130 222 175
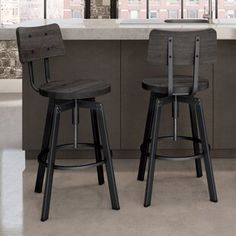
147 0 149 18
215 0 218 18
181 0 184 18
44 0 47 19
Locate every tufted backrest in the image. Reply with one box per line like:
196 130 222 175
16 23 65 63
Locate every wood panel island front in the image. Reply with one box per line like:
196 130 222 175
3 19 236 158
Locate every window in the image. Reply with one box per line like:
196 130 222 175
0 0 44 24
184 0 208 18
167 0 180 5
187 9 198 18
218 0 236 19
130 10 139 19
225 9 236 17
119 0 146 19
47 0 84 19
0 0 84 25
149 10 159 19
168 9 179 18
186 0 200 5
118 0 228 20
224 0 236 3
149 0 160 19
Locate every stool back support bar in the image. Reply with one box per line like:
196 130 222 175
147 29 217 95
16 24 65 92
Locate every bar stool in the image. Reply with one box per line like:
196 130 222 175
137 29 218 207
16 24 120 221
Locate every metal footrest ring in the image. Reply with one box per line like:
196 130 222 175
38 157 105 170
140 135 210 161
37 142 110 170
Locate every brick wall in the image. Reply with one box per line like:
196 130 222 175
91 0 110 19
0 3 110 79
0 41 22 79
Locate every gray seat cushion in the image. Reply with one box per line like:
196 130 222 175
39 79 110 100
142 76 209 94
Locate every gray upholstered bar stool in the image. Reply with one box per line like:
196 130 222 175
137 29 218 207
16 24 120 221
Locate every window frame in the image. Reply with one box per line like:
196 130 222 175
112 0 219 19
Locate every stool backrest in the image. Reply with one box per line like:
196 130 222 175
16 23 65 63
16 24 65 92
147 28 217 95
147 29 216 66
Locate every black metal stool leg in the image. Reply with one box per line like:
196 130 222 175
144 101 162 207
96 104 120 210
91 108 105 185
137 93 156 181
41 105 61 221
35 99 55 193
195 100 217 202
189 103 203 178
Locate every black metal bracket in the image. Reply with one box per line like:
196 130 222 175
168 37 174 96
28 62 39 92
192 36 200 95
165 35 201 96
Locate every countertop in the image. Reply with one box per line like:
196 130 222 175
1 19 236 40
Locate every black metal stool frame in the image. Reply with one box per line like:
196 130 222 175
139 95 217 207
137 29 218 207
35 98 120 221
16 24 120 221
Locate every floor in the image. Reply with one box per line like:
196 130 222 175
0 156 236 236
1 94 236 236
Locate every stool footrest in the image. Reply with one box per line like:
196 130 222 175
38 155 105 171
54 160 105 170
37 142 107 171
156 154 203 161
140 135 209 161
57 142 102 149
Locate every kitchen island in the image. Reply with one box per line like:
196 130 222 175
2 19 236 158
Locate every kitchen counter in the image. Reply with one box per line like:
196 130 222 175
1 19 236 40
9 19 236 158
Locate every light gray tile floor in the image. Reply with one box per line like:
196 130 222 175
1 155 236 236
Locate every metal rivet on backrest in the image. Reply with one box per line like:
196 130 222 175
45 32 48 36
28 34 31 38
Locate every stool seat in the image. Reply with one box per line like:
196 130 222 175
39 79 111 100
142 76 209 94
